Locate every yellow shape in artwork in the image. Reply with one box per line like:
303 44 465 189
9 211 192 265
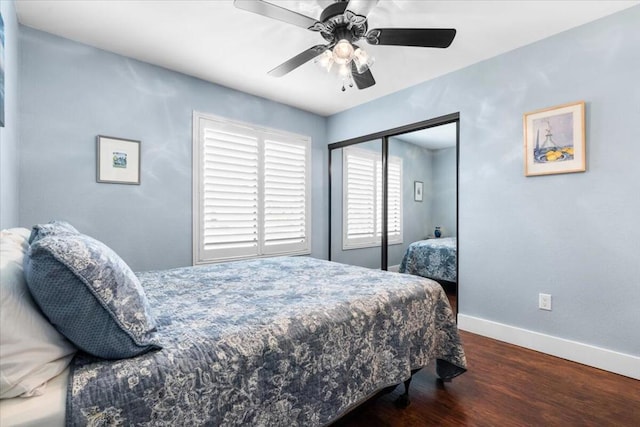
546 151 560 161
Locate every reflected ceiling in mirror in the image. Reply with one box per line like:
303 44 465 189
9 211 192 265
394 122 456 150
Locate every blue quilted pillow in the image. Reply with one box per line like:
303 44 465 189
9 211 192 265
28 220 79 244
24 233 161 359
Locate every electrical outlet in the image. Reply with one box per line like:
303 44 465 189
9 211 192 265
539 293 552 311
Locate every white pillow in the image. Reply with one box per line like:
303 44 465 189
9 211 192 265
0 227 76 399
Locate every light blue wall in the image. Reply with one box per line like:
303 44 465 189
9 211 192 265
18 26 327 271
0 0 20 229
432 147 457 237
328 7 640 356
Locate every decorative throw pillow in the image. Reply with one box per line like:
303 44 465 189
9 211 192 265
28 220 79 245
0 228 76 399
24 233 161 359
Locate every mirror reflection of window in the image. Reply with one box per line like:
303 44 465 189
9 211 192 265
343 146 403 250
330 140 382 269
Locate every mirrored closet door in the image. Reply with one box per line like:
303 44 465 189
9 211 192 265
328 114 459 312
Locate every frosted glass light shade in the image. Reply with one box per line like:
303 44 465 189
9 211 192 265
353 47 374 73
315 50 334 72
332 39 354 65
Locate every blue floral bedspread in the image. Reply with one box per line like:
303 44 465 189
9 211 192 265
399 237 457 283
67 256 466 426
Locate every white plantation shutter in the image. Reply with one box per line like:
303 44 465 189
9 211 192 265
193 113 311 264
201 126 259 259
375 160 383 241
343 146 402 249
386 158 403 244
263 138 309 255
344 148 377 246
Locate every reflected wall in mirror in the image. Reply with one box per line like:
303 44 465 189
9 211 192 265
388 122 457 271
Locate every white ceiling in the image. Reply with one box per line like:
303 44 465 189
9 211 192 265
15 0 639 117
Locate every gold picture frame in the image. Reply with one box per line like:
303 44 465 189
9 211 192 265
523 101 585 177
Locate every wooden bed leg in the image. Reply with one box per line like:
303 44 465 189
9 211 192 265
394 376 412 408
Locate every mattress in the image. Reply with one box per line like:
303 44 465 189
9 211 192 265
0 368 67 427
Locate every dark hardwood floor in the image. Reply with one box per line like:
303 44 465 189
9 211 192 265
332 300 640 426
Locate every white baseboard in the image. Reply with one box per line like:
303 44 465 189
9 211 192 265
388 264 400 272
457 314 640 380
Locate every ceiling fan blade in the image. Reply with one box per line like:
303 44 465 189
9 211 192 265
366 28 457 48
234 0 319 30
345 0 380 17
268 45 328 77
350 62 376 89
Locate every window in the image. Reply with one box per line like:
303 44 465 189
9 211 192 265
343 146 402 249
193 112 311 264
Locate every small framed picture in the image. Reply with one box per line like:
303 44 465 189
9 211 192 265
414 181 423 202
523 101 586 177
96 135 141 184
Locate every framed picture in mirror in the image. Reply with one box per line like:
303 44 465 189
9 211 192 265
414 181 423 202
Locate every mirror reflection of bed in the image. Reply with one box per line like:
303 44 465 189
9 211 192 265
398 236 457 312
329 117 458 314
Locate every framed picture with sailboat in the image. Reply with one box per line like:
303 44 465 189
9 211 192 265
523 101 586 176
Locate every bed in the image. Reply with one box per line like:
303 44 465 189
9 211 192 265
399 237 457 283
1 224 466 426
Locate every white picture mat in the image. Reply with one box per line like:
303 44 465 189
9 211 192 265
414 181 423 202
97 136 140 184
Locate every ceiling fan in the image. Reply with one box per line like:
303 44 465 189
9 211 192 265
234 0 456 91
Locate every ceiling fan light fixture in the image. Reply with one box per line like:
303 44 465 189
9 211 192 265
315 49 334 72
338 63 351 78
234 0 457 92
353 47 374 74
339 65 354 92
332 39 354 65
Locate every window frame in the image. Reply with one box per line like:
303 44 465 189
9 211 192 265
192 111 312 265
